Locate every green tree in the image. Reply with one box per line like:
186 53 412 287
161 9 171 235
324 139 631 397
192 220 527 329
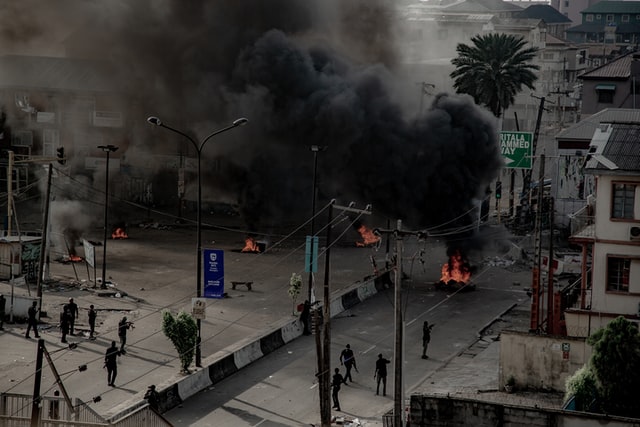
588 316 640 417
450 33 539 117
162 310 198 374
288 273 302 315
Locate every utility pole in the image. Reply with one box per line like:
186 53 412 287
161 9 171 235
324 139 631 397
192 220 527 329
546 196 555 334
315 201 371 427
393 220 404 427
530 154 545 331
7 150 13 237
36 164 52 319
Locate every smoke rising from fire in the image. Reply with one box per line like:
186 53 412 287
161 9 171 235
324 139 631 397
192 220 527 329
3 1 502 246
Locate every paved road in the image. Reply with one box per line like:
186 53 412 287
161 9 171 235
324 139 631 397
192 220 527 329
165 248 532 426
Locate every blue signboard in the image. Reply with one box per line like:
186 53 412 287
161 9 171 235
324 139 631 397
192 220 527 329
203 249 224 298
304 236 318 273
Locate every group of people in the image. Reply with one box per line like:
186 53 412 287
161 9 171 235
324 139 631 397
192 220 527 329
329 320 435 412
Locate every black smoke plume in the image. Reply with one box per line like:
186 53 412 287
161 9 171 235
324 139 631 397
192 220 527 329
2 1 502 246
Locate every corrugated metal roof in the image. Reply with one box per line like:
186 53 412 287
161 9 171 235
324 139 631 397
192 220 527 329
516 4 572 23
0 55 122 93
585 123 640 173
582 1 640 14
556 108 640 141
579 52 633 79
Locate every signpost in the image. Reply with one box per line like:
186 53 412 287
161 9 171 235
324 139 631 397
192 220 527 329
203 249 224 298
500 131 533 169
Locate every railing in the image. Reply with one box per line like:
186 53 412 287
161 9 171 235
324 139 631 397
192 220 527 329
0 393 172 427
569 202 595 238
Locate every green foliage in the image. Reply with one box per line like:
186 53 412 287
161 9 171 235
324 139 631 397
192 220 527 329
565 365 599 411
587 316 640 417
288 273 303 315
162 310 198 373
450 33 539 117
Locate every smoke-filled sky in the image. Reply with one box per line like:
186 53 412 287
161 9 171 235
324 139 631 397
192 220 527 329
1 0 502 240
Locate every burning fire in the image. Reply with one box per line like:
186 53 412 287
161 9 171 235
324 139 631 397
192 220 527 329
68 254 83 263
440 250 471 284
241 237 261 253
112 228 129 239
356 225 381 247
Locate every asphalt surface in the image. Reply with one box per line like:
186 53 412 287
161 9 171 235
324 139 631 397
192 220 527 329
0 210 560 425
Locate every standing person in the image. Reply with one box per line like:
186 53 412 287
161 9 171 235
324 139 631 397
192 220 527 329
374 353 391 396
25 301 40 339
60 308 71 343
65 298 79 335
49 390 60 420
0 294 6 330
88 305 97 340
118 316 133 353
331 367 345 411
300 300 311 335
422 321 435 359
104 340 120 386
339 344 358 383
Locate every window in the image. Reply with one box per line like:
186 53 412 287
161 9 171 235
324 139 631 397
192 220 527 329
597 88 614 103
564 0 569 6
612 183 636 219
606 14 614 22
596 14 602 20
622 14 630 22
607 257 630 292
586 14 594 22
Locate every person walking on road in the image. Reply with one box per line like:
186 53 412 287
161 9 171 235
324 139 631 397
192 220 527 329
25 301 40 339
88 305 97 340
60 308 71 343
64 298 79 335
0 294 6 330
340 344 358 383
105 341 121 386
118 316 133 353
331 367 345 411
374 353 391 396
422 321 435 359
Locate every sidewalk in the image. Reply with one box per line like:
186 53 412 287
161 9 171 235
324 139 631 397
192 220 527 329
0 223 387 421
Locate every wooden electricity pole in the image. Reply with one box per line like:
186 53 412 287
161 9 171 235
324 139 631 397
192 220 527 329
315 201 372 427
393 220 404 427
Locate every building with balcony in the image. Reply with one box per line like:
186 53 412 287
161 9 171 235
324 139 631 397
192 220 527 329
565 120 640 337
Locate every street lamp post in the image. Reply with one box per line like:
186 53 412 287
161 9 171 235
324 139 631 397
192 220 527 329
146 116 248 367
97 145 119 290
307 145 326 303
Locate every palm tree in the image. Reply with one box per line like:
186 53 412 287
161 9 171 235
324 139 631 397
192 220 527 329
450 33 539 117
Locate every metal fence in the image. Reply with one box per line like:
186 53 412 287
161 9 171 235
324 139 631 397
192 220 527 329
0 393 172 427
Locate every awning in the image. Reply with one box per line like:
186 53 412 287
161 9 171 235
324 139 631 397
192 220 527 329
595 84 616 91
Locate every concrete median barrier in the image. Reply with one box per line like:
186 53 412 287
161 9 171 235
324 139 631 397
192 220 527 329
260 329 285 356
233 340 263 369
177 367 213 400
209 354 238 384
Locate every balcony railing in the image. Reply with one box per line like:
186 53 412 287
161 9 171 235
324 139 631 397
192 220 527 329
569 203 595 239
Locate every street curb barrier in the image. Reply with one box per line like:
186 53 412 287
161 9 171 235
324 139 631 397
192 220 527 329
177 368 213 401
260 329 285 355
110 274 381 419
233 340 263 369
209 354 238 383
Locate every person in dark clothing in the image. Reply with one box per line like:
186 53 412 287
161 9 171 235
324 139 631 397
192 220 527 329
25 301 40 338
331 367 345 411
0 294 6 330
64 298 79 335
339 344 358 383
118 316 133 353
374 353 391 396
60 309 71 343
144 385 160 411
422 321 435 359
88 305 97 340
105 341 121 386
300 300 311 335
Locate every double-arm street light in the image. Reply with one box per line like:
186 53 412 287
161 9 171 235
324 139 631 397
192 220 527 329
98 145 119 290
146 116 248 367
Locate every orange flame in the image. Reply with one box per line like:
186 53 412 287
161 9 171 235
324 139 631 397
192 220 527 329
68 254 83 262
440 251 471 284
241 237 261 253
112 228 129 239
356 225 381 247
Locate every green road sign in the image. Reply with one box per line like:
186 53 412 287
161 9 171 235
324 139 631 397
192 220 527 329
500 131 533 169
